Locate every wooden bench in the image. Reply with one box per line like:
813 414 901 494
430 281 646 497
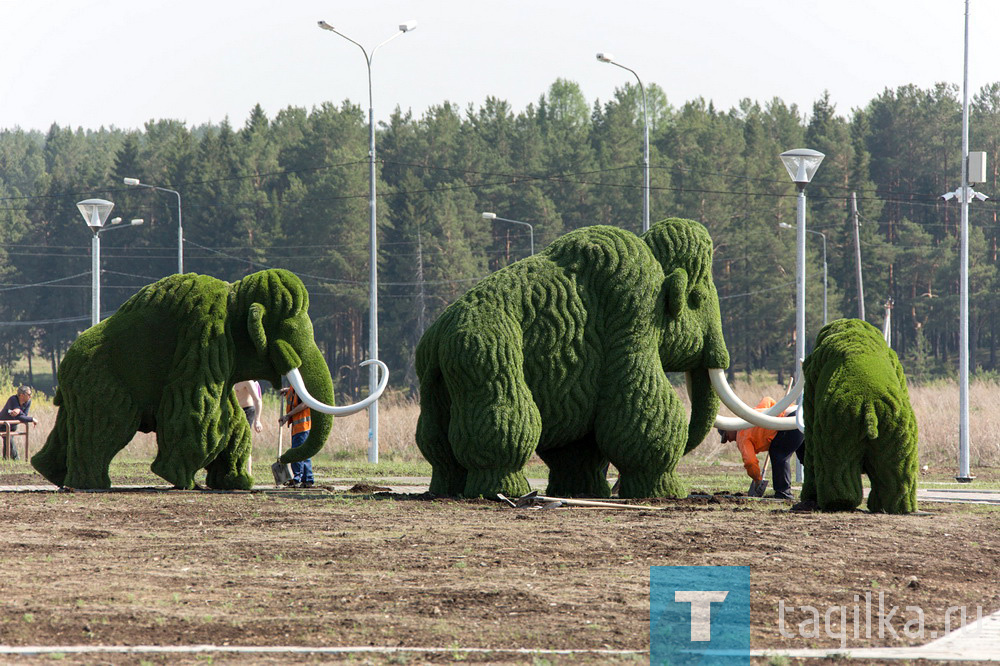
0 421 29 460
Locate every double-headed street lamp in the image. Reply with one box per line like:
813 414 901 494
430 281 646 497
482 212 534 256
77 198 144 327
779 149 825 386
318 19 417 464
123 178 183 274
779 222 827 325
596 52 650 233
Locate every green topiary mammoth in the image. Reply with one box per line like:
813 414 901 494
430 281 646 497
32 269 387 490
798 318 919 514
415 218 734 499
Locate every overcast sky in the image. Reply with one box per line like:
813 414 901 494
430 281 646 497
2 0 997 132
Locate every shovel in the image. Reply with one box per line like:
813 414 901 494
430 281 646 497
271 400 293 487
748 452 770 497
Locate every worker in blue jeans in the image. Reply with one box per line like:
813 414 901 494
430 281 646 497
278 386 314 488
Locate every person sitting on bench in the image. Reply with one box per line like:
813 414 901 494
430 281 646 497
1 385 38 460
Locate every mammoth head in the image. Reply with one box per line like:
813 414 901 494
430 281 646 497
644 218 729 372
233 270 389 464
642 220 798 443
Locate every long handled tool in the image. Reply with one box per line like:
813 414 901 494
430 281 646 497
749 450 770 497
271 389 293 486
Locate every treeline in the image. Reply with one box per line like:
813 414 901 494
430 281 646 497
2 79 1000 396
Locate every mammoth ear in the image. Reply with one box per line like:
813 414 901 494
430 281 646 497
248 303 268 355
665 267 689 318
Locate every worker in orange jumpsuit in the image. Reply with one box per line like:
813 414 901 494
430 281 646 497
719 396 803 498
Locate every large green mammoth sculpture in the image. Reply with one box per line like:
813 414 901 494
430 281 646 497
798 318 919 513
415 218 790 500
32 269 387 490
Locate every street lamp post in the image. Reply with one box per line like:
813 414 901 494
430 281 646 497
318 19 417 464
123 178 182 274
939 0 991 482
779 149 825 384
779 222 827 325
77 199 144 327
596 52 649 233
481 212 534 257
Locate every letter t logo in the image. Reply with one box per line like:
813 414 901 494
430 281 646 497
674 590 730 641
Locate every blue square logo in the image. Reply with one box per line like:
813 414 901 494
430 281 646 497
650 566 751 665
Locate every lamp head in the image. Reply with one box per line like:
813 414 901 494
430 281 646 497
123 177 140 186
399 20 417 32
596 52 614 63
481 212 497 220
131 218 145 226
76 198 115 229
778 222 794 230
779 148 825 185
317 20 335 31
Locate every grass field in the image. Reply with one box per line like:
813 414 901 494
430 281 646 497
4 375 997 479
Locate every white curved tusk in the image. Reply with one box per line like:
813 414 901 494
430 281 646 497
796 402 805 433
684 372 780 432
708 368 798 430
285 359 389 416
769 369 803 416
714 414 756 431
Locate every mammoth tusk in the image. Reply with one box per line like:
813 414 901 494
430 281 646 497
687 370 802 432
712 370 804 431
285 359 389 416
707 368 799 430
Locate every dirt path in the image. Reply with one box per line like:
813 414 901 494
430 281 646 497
0 489 997 664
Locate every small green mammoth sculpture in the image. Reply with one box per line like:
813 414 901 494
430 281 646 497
799 318 919 514
32 269 387 490
415 219 734 499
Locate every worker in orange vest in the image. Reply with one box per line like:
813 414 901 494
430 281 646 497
278 385 314 488
719 396 803 499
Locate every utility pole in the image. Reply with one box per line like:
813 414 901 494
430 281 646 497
416 227 426 337
851 192 865 321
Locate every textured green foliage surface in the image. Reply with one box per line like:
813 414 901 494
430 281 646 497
415 218 729 499
801 318 919 514
31 269 335 490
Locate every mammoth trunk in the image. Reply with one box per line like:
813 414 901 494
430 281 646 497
684 368 719 454
279 346 334 464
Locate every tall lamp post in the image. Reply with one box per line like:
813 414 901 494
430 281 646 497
596 52 650 233
77 198 144 327
123 178 183 274
318 19 417 464
778 149 825 387
941 0 990 483
779 222 827 325
482 212 534 256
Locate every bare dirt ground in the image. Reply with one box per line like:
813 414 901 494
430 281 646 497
1 464 999 666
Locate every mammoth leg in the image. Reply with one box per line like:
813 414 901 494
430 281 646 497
205 393 254 490
62 391 141 489
539 434 611 498
446 318 539 499
153 381 227 489
415 368 466 496
813 438 865 511
597 352 687 499
31 406 71 487
863 421 919 515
